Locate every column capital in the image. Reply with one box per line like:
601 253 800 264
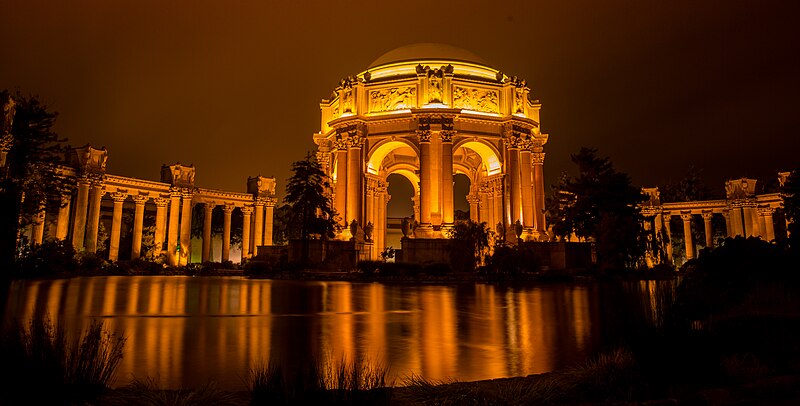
204 201 216 211
241 205 254 215
132 194 149 205
531 151 545 165
505 136 521 150
440 130 456 143
222 203 235 213
416 129 432 143
333 138 349 150
701 211 714 220
110 192 126 203
680 212 693 221
154 196 170 207
758 206 775 217
254 198 266 207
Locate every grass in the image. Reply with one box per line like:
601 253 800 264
248 356 391 405
98 377 244 406
0 315 125 404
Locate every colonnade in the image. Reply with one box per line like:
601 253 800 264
641 176 788 265
24 147 276 266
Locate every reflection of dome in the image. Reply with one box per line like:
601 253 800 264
368 43 491 69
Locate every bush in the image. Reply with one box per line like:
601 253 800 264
14 240 78 277
0 315 125 404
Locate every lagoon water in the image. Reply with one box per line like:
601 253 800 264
1 276 670 390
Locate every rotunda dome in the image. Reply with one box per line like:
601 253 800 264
368 43 491 69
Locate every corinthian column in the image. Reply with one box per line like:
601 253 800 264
154 197 169 259
108 192 127 261
253 199 264 249
241 206 252 260
681 212 694 261
759 207 776 242
167 190 181 266
264 198 275 245
506 138 521 227
71 178 90 249
131 195 148 260
441 130 455 226
702 212 714 249
222 203 233 262
334 140 348 230
179 192 193 265
346 135 363 227
202 202 214 262
418 130 433 236
85 181 105 253
519 144 534 233
56 194 71 241
532 149 546 236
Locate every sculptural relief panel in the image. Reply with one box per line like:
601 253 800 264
369 86 416 112
452 86 499 113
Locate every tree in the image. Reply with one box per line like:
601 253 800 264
284 153 338 262
782 169 800 249
447 220 492 272
549 147 647 269
0 91 70 266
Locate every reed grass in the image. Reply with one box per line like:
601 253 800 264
0 315 125 404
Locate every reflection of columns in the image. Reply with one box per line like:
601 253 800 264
346 136 363 226
418 130 433 234
85 181 105 253
532 151 546 234
681 212 694 260
702 211 714 249
32 203 46 245
179 192 193 265
108 192 126 261
663 214 674 261
56 194 71 240
241 206 252 260
167 191 181 266
71 178 90 249
334 143 348 228
253 200 264 250
131 195 148 260
264 199 275 245
153 197 169 259
441 130 454 225
759 207 775 242
519 146 534 230
202 202 214 262
222 203 233 262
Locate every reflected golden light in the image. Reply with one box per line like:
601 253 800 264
2 277 618 390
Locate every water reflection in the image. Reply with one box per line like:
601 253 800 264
1 277 657 390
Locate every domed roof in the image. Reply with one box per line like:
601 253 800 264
368 43 491 69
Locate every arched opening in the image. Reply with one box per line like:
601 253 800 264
453 140 502 176
453 173 471 221
385 173 415 251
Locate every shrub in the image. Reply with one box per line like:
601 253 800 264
14 240 78 277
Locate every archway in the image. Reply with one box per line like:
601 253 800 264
453 173 471 221
385 173 415 252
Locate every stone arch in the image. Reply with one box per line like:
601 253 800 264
453 139 502 176
367 138 420 175
383 163 420 196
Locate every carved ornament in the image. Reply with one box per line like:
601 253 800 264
440 130 455 143
452 86 499 113
369 86 416 112
161 163 196 188
110 191 127 203
416 130 432 143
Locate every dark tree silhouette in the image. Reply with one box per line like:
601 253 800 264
783 169 800 249
447 219 491 272
284 153 337 262
549 147 647 269
0 91 70 266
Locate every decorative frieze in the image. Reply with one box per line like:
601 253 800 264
452 86 499 113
